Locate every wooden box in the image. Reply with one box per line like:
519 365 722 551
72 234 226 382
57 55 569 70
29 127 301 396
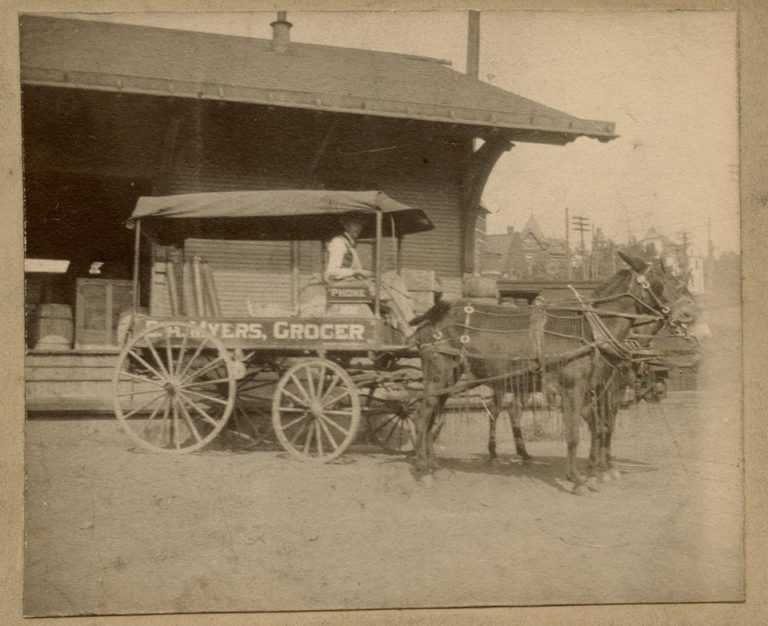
75 278 133 349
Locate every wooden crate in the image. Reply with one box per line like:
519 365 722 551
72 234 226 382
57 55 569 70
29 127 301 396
74 278 133 349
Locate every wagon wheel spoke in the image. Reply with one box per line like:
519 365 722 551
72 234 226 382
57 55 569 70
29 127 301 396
319 374 341 405
180 356 228 386
289 419 311 446
322 409 355 417
155 399 172 447
315 363 327 398
121 391 167 420
315 422 324 457
175 336 210 382
174 331 189 377
303 420 317 455
277 412 310 431
117 370 164 387
145 336 172 379
182 377 234 389
164 333 175 378
322 389 351 408
181 388 232 407
304 367 316 397
176 397 225 428
137 398 167 437
288 374 312 404
318 413 350 437
127 349 169 384
279 388 309 408
316 415 340 451
176 396 204 444
117 387 168 399
177 392 221 428
369 413 398 437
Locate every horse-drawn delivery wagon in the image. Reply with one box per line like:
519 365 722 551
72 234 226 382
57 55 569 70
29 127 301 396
113 190 435 461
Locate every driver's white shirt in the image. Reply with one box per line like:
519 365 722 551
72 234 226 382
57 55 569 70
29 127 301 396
324 233 363 281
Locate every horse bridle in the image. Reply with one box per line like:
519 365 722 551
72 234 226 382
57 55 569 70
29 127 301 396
628 265 697 338
590 263 691 334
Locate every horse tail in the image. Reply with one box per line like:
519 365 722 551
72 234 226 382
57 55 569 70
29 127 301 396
409 299 452 327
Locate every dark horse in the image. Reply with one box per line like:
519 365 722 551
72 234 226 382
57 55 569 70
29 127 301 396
408 251 698 494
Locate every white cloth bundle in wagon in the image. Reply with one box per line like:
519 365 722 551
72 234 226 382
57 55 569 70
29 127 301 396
127 190 436 337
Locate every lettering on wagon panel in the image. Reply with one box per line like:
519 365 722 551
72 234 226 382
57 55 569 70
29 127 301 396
271 321 366 341
142 319 367 342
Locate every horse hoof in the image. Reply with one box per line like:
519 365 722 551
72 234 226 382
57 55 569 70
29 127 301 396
573 483 589 496
610 469 622 480
488 456 501 466
586 478 601 492
520 454 533 464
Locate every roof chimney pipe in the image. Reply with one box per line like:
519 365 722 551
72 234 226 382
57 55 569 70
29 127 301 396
271 11 292 52
466 11 480 79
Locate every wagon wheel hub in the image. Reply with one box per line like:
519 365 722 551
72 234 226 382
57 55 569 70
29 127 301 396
308 399 324 419
163 381 178 396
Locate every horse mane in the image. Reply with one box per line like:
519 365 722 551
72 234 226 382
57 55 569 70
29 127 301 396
591 269 632 298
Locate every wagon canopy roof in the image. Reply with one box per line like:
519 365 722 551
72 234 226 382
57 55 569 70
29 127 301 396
129 190 434 243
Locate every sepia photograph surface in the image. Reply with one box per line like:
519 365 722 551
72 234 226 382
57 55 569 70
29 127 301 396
19 10 742 617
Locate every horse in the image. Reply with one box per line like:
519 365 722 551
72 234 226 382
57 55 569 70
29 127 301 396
408 251 698 494
483 256 699 481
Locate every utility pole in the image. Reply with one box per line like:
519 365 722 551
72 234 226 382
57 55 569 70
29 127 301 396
706 218 715 292
565 207 571 281
571 215 590 280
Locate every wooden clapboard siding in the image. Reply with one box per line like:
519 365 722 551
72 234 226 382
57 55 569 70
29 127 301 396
186 239 293 315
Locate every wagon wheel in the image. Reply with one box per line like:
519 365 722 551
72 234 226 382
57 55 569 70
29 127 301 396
364 387 417 454
271 359 361 462
113 321 236 454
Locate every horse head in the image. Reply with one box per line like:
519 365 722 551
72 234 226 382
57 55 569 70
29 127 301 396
616 251 699 333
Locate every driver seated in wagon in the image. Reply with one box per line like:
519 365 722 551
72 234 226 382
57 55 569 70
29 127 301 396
324 213 416 338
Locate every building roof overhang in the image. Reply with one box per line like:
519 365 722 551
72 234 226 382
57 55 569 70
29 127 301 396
20 15 617 145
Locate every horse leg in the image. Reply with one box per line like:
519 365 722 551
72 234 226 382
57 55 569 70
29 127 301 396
561 377 589 495
412 354 439 474
487 408 498 464
487 382 503 464
426 394 449 470
584 394 603 493
601 381 624 481
508 389 532 462
413 353 454 474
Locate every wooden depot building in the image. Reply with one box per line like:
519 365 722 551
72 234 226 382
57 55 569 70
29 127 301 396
20 14 616 411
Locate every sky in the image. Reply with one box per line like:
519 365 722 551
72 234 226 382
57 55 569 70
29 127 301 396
54 11 739 257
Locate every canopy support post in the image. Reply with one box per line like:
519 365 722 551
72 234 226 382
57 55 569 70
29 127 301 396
291 241 300 313
374 210 382 320
131 220 141 315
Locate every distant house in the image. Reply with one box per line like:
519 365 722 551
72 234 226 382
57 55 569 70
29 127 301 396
482 215 570 279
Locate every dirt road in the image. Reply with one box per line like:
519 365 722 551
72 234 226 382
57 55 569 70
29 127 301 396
24 379 743 615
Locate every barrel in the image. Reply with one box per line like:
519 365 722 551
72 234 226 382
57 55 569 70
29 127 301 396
31 303 73 350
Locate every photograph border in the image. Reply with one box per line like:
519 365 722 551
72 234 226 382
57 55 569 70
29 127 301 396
1 1 762 624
